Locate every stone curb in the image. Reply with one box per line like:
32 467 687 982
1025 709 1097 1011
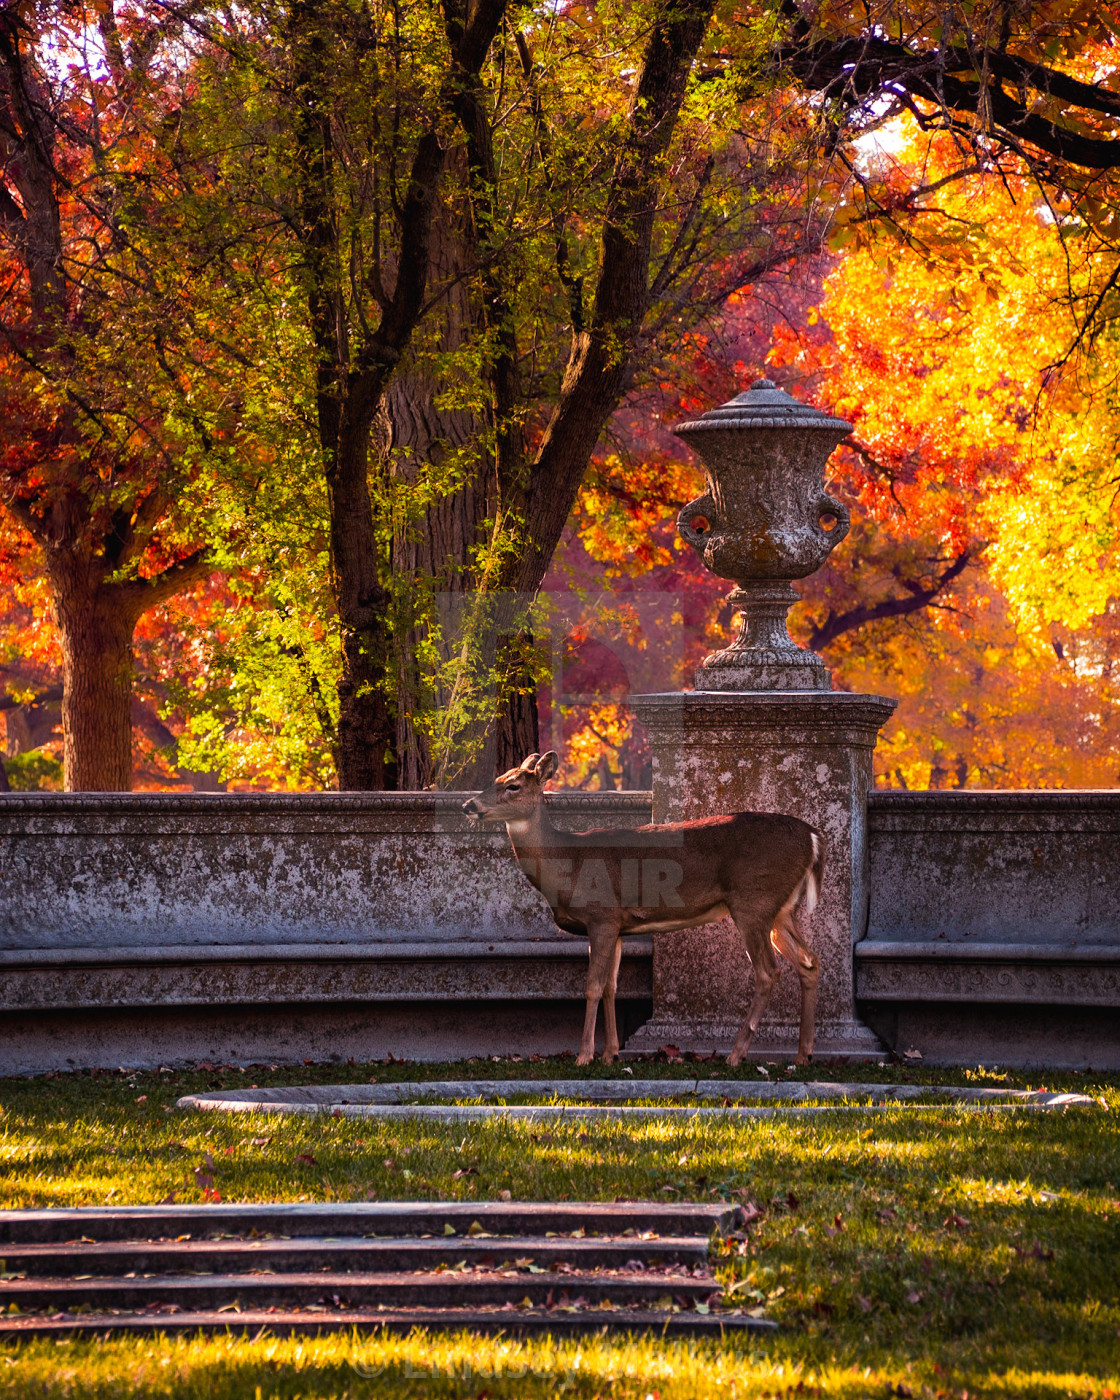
176 1080 1097 1120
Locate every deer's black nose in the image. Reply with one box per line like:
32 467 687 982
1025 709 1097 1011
462 797 482 816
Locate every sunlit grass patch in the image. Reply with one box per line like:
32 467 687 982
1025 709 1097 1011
0 1328 1117 1399
0 1058 1116 1395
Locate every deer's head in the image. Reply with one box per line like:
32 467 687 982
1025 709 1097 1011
462 751 560 827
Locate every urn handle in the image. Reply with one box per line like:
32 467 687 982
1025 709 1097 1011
815 492 850 548
678 494 719 551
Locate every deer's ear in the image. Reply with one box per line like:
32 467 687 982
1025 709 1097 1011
537 751 560 781
519 752 541 772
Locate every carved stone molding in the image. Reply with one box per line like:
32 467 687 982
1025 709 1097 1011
633 692 896 749
625 1016 883 1056
0 790 653 836
869 790 1120 833
855 942 1120 1005
0 941 654 1012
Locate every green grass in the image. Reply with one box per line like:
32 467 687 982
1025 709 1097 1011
0 1055 1117 1398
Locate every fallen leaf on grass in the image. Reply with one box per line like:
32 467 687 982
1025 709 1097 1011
944 1213 971 1230
1015 1240 1054 1261
498 1190 513 1202
294 1153 317 1167
856 1294 872 1312
906 1290 923 1304
451 1167 476 1179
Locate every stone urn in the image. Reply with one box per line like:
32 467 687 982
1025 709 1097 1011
675 378 852 690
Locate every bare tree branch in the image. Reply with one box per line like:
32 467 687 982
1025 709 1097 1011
806 548 975 651
117 548 214 615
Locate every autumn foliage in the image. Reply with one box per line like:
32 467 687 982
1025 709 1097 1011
5 2 1120 791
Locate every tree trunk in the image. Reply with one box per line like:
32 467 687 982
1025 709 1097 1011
496 666 540 772
381 175 498 790
389 457 492 789
52 583 136 791
328 423 395 790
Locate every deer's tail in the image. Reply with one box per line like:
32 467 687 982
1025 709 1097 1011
798 828 826 918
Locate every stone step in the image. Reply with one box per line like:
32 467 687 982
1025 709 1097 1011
1 1234 709 1277
0 1268 720 1312
0 1305 776 1340
0 1201 739 1246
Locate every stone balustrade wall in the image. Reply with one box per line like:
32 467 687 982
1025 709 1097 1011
858 792 1120 1066
1 788 1118 1070
0 792 653 953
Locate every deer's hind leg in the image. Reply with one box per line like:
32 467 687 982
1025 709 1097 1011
726 900 782 1067
770 909 819 1065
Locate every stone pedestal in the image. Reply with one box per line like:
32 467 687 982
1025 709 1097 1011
625 690 896 1060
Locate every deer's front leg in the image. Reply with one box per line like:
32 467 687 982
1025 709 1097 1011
599 937 624 1063
578 926 620 1066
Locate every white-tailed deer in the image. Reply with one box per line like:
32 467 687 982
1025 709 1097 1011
462 751 824 1066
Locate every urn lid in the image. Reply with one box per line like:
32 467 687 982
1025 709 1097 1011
673 379 852 436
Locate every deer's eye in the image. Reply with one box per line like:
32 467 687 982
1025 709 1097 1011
506 783 521 793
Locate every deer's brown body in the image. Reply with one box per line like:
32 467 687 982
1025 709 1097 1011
463 752 824 1065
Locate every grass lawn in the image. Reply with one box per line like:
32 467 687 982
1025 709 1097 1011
0 1055 1117 1398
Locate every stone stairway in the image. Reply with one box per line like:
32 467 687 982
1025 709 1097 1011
0 1201 774 1339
